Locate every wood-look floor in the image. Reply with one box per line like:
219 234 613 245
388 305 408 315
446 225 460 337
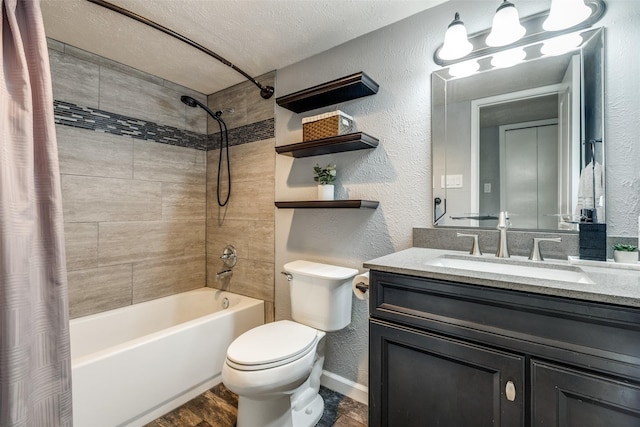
145 384 367 427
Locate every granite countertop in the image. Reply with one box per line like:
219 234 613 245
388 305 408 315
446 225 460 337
363 247 640 308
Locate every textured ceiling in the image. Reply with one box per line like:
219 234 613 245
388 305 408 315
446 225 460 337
41 0 447 95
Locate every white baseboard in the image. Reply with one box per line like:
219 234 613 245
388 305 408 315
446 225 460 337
320 370 368 405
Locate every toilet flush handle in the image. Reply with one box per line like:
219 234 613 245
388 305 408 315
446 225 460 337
281 271 293 281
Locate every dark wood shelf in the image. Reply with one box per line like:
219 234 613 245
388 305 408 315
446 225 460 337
275 200 379 209
276 132 378 158
276 72 379 113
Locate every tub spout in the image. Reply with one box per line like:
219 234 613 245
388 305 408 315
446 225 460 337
215 269 233 281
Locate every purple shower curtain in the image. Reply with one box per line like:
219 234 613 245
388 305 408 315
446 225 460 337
0 0 73 426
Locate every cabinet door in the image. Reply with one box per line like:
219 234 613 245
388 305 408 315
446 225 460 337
370 320 524 427
532 360 640 427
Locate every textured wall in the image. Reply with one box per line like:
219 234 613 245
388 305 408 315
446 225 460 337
49 40 209 318
206 73 277 322
275 0 640 389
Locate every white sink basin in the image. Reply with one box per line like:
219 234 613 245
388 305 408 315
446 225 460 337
425 255 594 284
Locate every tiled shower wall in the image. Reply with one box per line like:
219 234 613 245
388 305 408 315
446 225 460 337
205 73 276 322
48 39 209 318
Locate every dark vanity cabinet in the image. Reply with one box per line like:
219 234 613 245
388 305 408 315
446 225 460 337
368 270 640 427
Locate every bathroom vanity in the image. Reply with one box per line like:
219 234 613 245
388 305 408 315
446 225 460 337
364 248 640 427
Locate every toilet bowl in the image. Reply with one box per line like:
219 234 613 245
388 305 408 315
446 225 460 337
222 260 358 427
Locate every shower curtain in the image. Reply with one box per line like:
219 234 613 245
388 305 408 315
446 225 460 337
0 0 73 426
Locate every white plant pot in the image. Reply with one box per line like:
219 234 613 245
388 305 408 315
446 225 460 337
613 250 638 264
317 184 334 201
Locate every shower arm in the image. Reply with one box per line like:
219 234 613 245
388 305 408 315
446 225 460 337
86 0 275 99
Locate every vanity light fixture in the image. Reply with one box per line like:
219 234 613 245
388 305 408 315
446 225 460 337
433 0 606 67
490 47 526 68
438 13 473 61
486 0 526 47
543 0 592 31
541 33 584 56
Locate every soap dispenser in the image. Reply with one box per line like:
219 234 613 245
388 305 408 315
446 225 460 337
578 209 607 261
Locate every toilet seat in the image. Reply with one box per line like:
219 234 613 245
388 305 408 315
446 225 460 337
226 320 319 371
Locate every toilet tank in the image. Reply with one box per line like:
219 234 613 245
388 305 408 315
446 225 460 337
283 260 358 332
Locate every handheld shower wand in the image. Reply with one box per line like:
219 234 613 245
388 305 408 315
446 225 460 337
181 95 232 207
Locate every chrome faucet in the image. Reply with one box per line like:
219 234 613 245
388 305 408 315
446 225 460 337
215 269 233 281
529 237 562 261
457 233 482 256
496 211 510 258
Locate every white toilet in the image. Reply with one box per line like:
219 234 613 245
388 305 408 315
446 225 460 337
222 260 358 427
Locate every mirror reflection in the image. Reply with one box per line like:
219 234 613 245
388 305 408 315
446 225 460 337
432 28 604 231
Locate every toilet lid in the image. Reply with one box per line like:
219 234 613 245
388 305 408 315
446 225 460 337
226 320 318 369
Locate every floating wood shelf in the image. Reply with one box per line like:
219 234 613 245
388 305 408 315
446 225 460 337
276 72 379 113
276 132 378 158
275 200 379 209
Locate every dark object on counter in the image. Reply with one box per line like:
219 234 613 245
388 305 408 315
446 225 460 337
579 223 607 261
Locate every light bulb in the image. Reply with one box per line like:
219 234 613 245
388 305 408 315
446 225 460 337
491 47 526 68
486 1 526 47
541 33 583 56
543 0 592 31
449 60 480 78
438 13 473 61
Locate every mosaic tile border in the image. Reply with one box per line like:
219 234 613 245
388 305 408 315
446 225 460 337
208 118 274 150
54 100 274 151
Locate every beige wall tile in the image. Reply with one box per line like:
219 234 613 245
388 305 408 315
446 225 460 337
57 126 133 179
207 139 275 184
208 179 274 222
64 223 98 270
207 258 274 302
134 140 206 185
207 219 253 263
207 218 273 265
207 71 275 131
249 220 275 262
133 255 205 303
99 67 186 129
49 49 99 108
98 220 205 266
246 72 276 125
162 182 206 220
264 301 275 323
62 175 162 222
68 265 132 318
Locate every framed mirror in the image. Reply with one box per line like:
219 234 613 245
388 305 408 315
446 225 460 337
432 27 604 231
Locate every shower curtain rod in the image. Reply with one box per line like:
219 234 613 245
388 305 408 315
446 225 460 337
86 0 275 99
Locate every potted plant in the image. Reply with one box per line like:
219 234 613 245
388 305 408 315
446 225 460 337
313 164 336 200
612 244 638 264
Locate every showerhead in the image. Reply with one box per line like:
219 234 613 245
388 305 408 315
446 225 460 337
180 95 226 122
180 95 200 108
180 95 235 123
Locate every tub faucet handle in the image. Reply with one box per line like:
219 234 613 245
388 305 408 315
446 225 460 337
220 245 237 268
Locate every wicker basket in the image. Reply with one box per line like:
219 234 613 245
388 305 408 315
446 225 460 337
302 111 355 141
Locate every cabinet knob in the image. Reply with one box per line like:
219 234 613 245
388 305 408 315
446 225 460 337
505 380 516 402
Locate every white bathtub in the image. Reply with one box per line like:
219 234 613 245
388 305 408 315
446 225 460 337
70 288 264 427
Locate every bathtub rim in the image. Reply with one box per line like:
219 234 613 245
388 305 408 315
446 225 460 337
70 288 264 369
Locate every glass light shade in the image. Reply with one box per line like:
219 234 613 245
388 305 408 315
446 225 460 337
438 13 473 61
491 47 526 68
541 33 583 56
543 0 592 31
486 1 526 47
449 60 480 78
